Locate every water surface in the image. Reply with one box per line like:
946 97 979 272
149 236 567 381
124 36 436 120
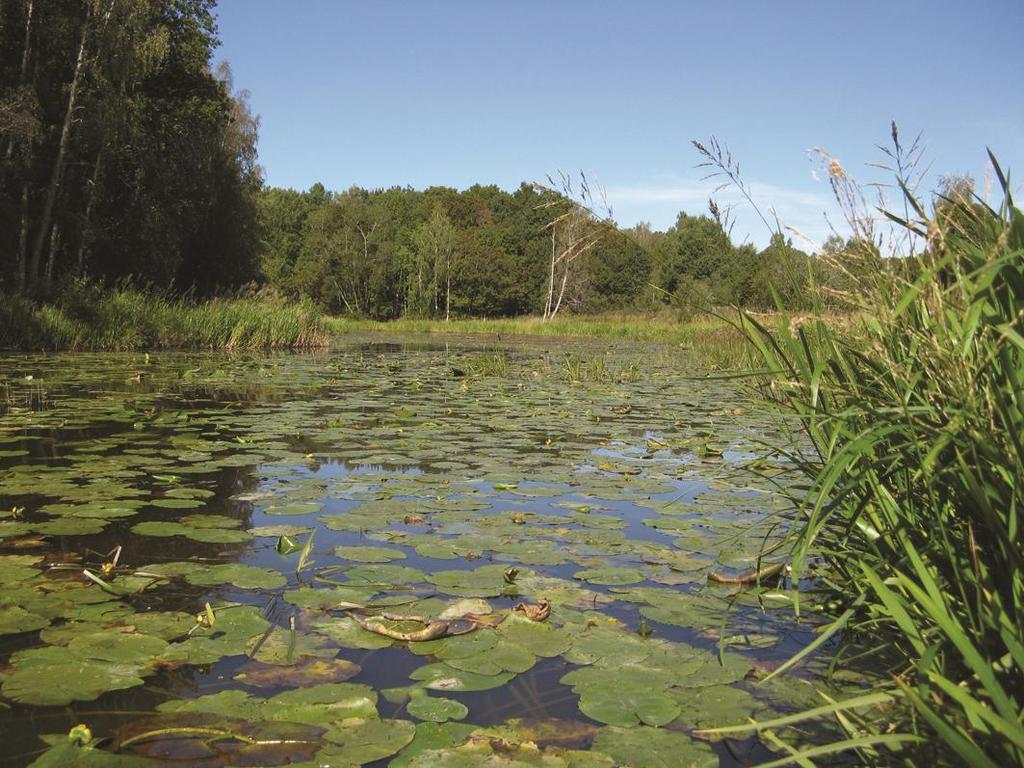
0 334 822 767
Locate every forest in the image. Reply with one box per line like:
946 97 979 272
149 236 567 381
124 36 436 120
0 0 852 325
0 0 260 299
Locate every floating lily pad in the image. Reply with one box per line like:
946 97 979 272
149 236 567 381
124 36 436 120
574 566 645 586
406 694 469 722
262 501 324 516
410 662 514 692
390 722 476 768
319 717 417 765
592 726 716 767
0 605 50 636
236 657 362 688
334 545 407 563
185 563 287 590
1 639 156 706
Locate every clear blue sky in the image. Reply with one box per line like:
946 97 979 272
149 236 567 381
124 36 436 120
214 0 1023 248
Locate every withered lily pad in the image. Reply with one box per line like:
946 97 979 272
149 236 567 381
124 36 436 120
236 657 362 688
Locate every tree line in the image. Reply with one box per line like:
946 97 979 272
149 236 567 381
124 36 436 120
257 180 849 319
0 0 854 318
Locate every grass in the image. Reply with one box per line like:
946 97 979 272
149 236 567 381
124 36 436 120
327 311 761 369
0 283 330 351
722 149 1024 765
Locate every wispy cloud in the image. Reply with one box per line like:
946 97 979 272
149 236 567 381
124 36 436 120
605 175 844 250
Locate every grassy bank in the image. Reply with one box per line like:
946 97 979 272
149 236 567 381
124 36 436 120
327 312 758 368
0 284 330 351
726 162 1024 765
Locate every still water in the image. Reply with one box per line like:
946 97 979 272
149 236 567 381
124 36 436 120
0 334 823 767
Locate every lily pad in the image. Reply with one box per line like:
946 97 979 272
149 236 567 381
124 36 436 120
390 722 476 768
334 545 407 563
0 605 50 636
406 693 469 722
574 566 645 586
410 662 515 692
591 726 717 768
319 717 417 765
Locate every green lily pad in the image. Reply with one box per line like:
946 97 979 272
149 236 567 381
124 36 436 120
334 545 407 563
161 604 271 665
262 501 324 516
185 563 288 590
27 732 153 767
406 694 469 722
390 722 476 768
319 717 417 765
562 625 653 666
591 726 717 768
312 616 394 649
0 605 50 636
2 645 148 706
410 662 514 692
447 638 536 676
496 613 574 657
574 567 645 586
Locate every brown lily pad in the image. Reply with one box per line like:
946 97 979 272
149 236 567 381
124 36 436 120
235 656 362 688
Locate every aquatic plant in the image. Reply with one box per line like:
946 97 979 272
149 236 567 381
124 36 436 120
715 138 1024 764
0 338 804 766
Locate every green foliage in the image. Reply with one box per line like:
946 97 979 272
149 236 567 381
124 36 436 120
740 158 1024 765
652 212 733 300
0 0 261 296
0 281 329 351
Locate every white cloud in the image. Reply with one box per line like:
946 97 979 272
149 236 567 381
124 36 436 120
605 175 845 251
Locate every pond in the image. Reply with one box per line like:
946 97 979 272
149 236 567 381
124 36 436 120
0 333 824 767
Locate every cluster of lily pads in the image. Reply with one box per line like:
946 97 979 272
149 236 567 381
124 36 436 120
0 339 820 767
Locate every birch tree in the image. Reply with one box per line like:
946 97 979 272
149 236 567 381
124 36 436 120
411 206 456 320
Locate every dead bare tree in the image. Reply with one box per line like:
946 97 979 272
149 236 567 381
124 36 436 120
533 171 610 321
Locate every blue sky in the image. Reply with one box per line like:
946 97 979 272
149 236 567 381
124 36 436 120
214 0 1023 248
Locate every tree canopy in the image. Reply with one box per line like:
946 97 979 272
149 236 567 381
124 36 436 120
0 0 844 317
0 0 261 295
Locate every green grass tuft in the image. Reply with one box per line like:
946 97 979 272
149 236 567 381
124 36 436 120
0 283 330 352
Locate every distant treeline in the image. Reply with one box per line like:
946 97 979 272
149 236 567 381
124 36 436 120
258 182 858 319
0 0 857 319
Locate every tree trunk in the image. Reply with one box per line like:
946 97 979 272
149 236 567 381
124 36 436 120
433 246 439 315
550 251 571 320
16 184 29 291
544 229 557 320
76 150 104 274
28 11 89 290
1 0 35 191
44 220 60 289
444 247 452 322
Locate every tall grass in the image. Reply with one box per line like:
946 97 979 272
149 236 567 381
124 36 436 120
721 148 1023 765
0 282 330 351
326 311 759 369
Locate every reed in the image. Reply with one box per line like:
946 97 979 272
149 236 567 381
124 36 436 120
0 282 330 351
723 147 1023 765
